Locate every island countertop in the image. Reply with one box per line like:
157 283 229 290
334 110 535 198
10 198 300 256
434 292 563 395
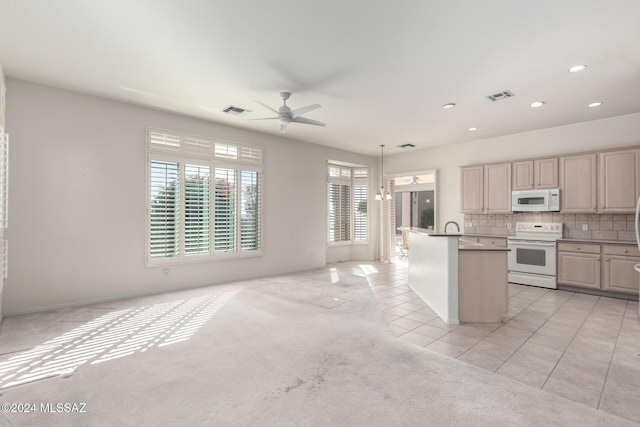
399 227 510 251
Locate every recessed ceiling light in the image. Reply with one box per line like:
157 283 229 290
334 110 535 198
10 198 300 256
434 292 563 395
442 103 456 109
588 102 603 108
530 101 545 108
568 64 587 73
468 127 477 132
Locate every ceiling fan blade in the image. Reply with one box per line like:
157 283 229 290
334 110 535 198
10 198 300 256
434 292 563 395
254 100 280 115
246 117 280 120
279 123 287 133
291 116 326 127
291 103 321 118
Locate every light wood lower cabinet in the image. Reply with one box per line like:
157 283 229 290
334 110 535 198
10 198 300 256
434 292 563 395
557 242 639 295
557 250 601 290
602 245 640 294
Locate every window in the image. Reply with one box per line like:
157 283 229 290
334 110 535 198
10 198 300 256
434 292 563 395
147 129 262 265
327 164 369 244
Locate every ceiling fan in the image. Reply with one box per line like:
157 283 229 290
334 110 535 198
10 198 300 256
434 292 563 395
252 92 326 133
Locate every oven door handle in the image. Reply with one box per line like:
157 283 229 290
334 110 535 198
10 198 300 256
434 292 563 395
508 240 556 247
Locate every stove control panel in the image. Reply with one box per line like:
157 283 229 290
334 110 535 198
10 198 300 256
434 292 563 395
515 222 563 234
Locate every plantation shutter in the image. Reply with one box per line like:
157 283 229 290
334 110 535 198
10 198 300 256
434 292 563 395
149 160 180 258
184 164 211 255
340 184 351 241
327 181 351 243
380 177 396 262
147 129 263 264
214 168 236 252
240 170 261 251
327 182 339 242
0 130 7 229
353 169 368 241
148 131 180 153
327 164 369 244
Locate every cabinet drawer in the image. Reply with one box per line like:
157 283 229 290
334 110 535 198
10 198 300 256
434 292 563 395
557 242 601 254
478 237 507 247
461 236 480 243
603 245 640 257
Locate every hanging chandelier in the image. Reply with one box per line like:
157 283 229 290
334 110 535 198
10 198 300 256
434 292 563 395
375 144 391 201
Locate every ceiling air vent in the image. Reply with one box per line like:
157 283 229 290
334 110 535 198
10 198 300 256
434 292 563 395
486 90 515 102
222 105 250 116
398 143 416 149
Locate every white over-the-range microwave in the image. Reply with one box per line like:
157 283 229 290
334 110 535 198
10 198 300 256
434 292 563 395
512 189 560 212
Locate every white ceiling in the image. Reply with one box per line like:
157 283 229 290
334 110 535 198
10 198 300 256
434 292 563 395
1 0 639 156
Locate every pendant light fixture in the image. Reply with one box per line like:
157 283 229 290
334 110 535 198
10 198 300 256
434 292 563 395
375 144 392 201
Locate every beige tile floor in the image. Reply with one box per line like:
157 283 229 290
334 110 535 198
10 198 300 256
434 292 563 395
365 260 640 424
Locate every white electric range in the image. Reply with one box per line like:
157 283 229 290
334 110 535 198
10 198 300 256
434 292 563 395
507 222 563 289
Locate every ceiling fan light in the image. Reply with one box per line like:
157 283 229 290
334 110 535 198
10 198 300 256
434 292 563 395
385 192 392 200
375 192 383 201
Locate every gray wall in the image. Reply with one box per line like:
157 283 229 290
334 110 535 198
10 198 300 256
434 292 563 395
4 79 377 314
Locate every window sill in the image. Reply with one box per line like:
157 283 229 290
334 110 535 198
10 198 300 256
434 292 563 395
146 250 263 267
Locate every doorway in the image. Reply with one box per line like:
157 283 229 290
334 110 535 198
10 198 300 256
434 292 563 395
388 171 437 261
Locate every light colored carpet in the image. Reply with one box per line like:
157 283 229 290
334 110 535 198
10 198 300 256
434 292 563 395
0 263 635 426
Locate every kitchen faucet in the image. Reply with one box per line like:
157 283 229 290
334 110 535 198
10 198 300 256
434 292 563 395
444 221 460 234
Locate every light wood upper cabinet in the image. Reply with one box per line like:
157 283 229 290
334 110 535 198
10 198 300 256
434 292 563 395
535 158 559 189
461 163 511 213
460 166 484 213
598 149 640 213
512 158 558 190
559 154 597 213
512 161 534 190
484 163 512 213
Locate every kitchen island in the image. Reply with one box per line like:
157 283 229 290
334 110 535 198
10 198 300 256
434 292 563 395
404 227 510 324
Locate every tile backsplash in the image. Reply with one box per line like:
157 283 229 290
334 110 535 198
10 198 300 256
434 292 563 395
464 212 636 242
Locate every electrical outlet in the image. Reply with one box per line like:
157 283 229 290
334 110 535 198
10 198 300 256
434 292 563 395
507 223 512 229
582 224 588 231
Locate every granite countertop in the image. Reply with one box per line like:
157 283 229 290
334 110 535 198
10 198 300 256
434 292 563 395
400 227 509 251
558 238 636 246
463 234 637 246
458 241 510 251
462 233 509 239
399 226 461 236
458 238 510 252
